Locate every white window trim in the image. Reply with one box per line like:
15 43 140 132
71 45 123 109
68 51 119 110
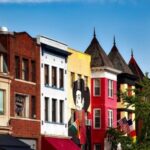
94 78 101 96
15 93 29 118
108 79 113 98
93 108 101 129
108 109 113 127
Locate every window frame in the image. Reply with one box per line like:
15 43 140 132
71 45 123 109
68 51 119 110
59 100 64 123
59 68 64 89
94 78 101 96
15 56 20 79
45 97 49 122
108 109 113 127
15 94 29 118
52 98 57 123
0 89 5 115
93 108 101 129
108 79 113 98
22 58 29 81
44 64 49 85
52 66 57 88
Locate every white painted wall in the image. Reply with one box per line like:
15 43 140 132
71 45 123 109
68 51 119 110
38 36 68 137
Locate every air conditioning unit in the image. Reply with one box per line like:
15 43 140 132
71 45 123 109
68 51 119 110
85 119 91 126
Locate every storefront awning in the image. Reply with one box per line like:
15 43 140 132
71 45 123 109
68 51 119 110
42 136 80 150
0 134 33 150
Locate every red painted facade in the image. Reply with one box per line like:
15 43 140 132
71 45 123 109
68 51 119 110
0 32 41 150
91 77 117 150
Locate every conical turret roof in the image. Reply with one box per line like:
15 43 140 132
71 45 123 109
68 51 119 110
85 30 113 68
128 50 144 80
108 37 133 74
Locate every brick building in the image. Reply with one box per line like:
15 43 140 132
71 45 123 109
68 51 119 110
0 28 41 150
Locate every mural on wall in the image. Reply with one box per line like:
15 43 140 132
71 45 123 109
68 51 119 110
69 78 90 148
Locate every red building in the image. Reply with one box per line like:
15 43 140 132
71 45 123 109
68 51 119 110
0 28 41 150
85 32 119 150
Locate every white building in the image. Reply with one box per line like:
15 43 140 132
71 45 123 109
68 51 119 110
37 36 70 137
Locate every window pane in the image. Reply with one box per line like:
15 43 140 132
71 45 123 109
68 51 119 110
52 99 57 122
59 69 64 89
31 96 36 119
60 100 64 123
45 97 49 121
15 94 28 118
0 90 4 115
108 80 113 97
94 109 100 128
31 60 36 82
22 58 29 80
44 64 49 85
52 66 57 87
15 56 20 79
94 79 100 96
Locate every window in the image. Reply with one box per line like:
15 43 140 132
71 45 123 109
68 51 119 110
52 66 57 87
94 79 100 96
52 99 57 122
15 56 20 79
31 96 36 119
31 60 36 82
15 94 29 118
108 110 113 127
94 109 101 128
22 58 29 80
70 109 75 125
70 72 75 87
0 54 8 73
108 80 113 97
59 69 64 89
60 100 64 123
44 64 49 85
45 97 49 122
0 90 4 115
84 76 88 90
94 144 101 150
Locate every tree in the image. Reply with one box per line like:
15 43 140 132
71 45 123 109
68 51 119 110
121 76 150 144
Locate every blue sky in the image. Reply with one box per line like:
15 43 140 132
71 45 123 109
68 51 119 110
0 0 150 74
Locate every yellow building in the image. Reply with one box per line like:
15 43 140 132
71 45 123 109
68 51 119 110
67 47 91 124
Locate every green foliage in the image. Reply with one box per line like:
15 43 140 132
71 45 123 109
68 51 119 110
119 76 150 145
106 128 132 150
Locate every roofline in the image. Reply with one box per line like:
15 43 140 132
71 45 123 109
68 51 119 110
68 47 91 57
92 66 122 74
37 35 67 47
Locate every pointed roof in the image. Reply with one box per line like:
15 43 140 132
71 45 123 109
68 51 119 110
108 37 133 75
85 30 113 68
128 50 144 80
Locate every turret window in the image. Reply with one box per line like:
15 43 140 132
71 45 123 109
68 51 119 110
94 79 100 96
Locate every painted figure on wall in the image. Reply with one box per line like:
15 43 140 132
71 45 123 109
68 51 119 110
69 78 90 149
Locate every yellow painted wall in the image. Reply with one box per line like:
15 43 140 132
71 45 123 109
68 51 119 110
67 48 91 121
118 83 136 129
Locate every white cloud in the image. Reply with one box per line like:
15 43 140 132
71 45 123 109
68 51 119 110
0 0 138 4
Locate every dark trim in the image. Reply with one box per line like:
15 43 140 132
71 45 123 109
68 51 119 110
117 108 135 113
117 73 138 85
41 43 71 58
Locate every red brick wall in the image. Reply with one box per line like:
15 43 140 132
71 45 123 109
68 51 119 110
0 32 41 150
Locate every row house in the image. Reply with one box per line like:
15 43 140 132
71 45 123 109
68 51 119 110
108 38 137 132
37 36 80 150
128 51 144 138
67 47 91 149
85 32 120 150
0 27 41 150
